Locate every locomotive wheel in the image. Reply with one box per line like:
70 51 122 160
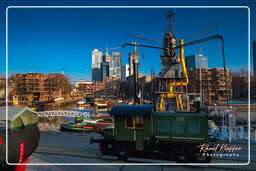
176 147 188 163
102 142 114 155
177 153 188 163
117 148 128 160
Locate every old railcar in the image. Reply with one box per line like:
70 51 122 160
91 105 211 162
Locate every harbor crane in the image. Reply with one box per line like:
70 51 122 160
123 12 228 111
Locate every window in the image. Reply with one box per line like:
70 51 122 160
135 115 144 128
125 115 144 129
125 115 134 128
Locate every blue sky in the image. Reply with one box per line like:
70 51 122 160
0 0 255 82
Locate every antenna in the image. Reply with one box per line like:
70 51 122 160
165 11 174 33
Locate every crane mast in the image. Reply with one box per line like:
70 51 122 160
157 12 188 112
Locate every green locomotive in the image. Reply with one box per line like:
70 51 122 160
91 104 211 162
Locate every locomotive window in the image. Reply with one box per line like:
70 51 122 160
135 115 144 128
125 115 134 128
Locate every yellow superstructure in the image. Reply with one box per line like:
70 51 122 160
158 39 188 111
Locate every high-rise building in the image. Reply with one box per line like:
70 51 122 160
128 53 134 76
103 49 111 63
92 49 103 82
110 52 122 79
121 64 129 82
253 41 256 75
185 54 208 70
101 62 109 81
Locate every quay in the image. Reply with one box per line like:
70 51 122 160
27 131 256 171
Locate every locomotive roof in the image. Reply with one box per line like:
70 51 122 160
109 105 153 116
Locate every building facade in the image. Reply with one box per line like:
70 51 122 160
125 74 153 101
74 80 93 95
92 49 103 82
101 62 109 81
109 52 122 79
185 54 208 70
11 73 72 101
253 41 256 75
188 68 232 102
128 52 134 76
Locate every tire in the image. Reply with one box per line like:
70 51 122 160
175 146 188 163
102 142 114 155
176 153 188 163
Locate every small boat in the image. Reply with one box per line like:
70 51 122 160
60 118 113 133
77 100 86 105
80 104 90 107
60 123 100 132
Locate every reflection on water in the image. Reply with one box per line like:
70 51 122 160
38 121 62 132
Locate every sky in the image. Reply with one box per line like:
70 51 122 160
0 0 255 82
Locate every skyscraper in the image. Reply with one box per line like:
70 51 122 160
253 41 256 75
121 64 129 82
128 53 134 76
110 52 122 79
92 49 103 82
185 54 208 70
101 62 109 81
103 49 111 63
101 50 110 81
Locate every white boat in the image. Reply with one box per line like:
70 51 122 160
77 100 86 105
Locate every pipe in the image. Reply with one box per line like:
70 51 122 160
173 39 189 86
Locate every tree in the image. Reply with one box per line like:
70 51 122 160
232 68 249 100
